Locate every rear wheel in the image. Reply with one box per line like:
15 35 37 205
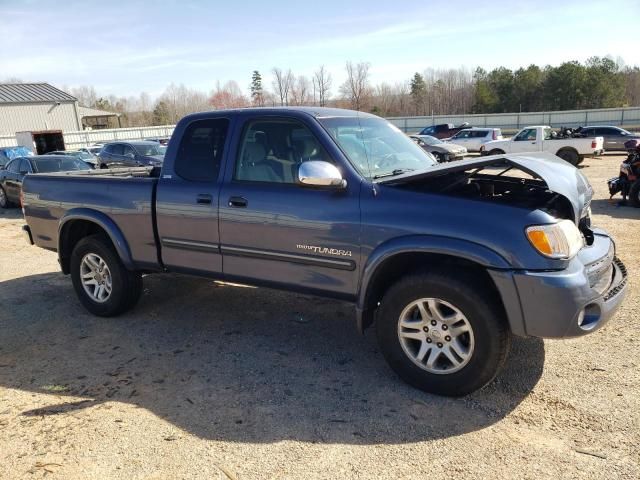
629 180 640 208
557 149 579 166
0 186 10 208
376 271 510 396
70 234 142 316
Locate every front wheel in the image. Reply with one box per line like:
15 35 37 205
0 186 10 208
70 234 142 316
376 272 511 396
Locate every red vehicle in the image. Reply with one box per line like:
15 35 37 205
417 122 471 139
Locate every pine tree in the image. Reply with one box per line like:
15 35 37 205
409 73 427 115
250 71 264 106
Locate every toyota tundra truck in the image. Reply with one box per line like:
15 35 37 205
480 125 605 165
21 108 627 396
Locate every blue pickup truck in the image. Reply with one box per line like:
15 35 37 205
21 107 628 396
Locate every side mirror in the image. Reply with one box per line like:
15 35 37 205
297 161 346 188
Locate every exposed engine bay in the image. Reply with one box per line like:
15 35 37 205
380 155 595 244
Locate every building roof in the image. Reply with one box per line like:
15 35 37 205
78 105 118 118
0 83 77 104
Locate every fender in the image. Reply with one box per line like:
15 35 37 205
355 234 513 332
58 208 135 273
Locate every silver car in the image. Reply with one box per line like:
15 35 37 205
446 128 503 153
410 135 467 162
578 126 639 152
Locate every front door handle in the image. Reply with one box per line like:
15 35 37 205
197 194 213 204
228 196 248 208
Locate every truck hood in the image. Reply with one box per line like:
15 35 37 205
378 152 593 222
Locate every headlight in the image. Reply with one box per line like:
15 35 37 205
526 220 584 259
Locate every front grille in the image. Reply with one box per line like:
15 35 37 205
604 258 627 301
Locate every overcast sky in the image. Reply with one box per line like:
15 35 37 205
2 0 639 98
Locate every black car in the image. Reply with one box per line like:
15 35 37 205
0 155 91 208
48 150 97 168
97 141 165 169
578 126 640 151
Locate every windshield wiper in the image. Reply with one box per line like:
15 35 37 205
373 168 415 179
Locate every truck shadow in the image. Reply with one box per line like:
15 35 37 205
590 198 640 221
0 272 544 444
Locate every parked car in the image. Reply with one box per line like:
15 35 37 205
410 135 467 162
417 122 471 139
49 150 97 168
0 146 33 169
22 107 627 397
578 126 640 152
144 137 170 146
78 146 103 156
0 155 91 208
446 128 503 153
97 141 165 169
481 126 605 165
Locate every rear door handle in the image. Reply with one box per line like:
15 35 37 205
197 194 213 204
228 196 248 208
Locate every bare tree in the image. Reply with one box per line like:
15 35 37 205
271 68 294 106
209 80 250 109
313 66 332 106
68 85 98 107
340 61 371 111
290 75 311 105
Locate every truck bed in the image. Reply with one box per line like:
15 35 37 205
22 167 160 269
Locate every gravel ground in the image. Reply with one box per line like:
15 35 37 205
0 154 638 480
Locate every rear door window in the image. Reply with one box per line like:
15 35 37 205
19 159 32 173
111 144 124 155
470 130 489 138
174 118 229 182
7 159 21 173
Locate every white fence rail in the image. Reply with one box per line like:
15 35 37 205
388 106 640 133
1 106 639 149
0 125 175 149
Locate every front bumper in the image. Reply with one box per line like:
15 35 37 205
500 232 627 338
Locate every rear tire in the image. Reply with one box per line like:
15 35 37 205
376 271 510 396
70 234 143 316
557 149 579 166
629 180 640 208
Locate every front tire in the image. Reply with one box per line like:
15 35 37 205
0 186 11 208
70 234 142 316
376 271 510 396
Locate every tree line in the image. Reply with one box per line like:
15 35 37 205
4 56 639 128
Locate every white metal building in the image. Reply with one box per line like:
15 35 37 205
0 83 84 135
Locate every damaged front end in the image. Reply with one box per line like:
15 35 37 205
377 152 595 245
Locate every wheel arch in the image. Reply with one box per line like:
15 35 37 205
356 235 525 335
58 208 134 274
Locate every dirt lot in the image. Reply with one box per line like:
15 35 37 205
0 154 638 480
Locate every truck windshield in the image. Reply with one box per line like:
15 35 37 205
318 116 437 179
